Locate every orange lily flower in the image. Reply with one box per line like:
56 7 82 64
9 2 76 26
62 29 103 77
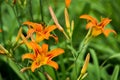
22 43 64 72
80 14 116 37
23 21 58 42
20 34 64 72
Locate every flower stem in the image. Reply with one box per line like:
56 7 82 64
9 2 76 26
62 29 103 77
29 0 33 21
10 4 21 27
0 5 5 42
63 30 70 40
74 28 92 77
39 0 44 22
77 28 92 59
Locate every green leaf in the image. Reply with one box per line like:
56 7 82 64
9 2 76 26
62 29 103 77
8 59 27 80
0 56 27 80
111 65 119 80
101 53 120 67
44 66 56 80
89 48 100 80
37 72 46 80
0 73 3 80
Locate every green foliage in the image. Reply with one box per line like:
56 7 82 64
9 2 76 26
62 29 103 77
0 0 120 80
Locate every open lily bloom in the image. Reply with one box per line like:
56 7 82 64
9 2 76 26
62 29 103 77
21 34 64 72
80 14 116 37
23 21 58 42
22 43 64 72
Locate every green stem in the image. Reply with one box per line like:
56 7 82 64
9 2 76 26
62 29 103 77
77 73 88 80
59 55 66 80
77 74 82 80
66 34 78 79
0 4 5 42
63 30 70 40
10 5 21 27
77 28 92 59
39 0 44 22
70 36 78 79
29 0 33 21
13 41 23 51
74 28 92 78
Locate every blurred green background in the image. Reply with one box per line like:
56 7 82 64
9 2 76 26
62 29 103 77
0 0 120 80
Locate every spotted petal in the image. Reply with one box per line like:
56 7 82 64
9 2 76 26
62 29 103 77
99 18 111 28
47 48 64 59
31 60 40 72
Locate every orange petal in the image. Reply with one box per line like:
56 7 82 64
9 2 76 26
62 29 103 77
23 21 34 27
26 29 35 39
47 60 58 70
47 48 64 59
103 29 117 37
22 53 35 61
43 33 50 40
29 42 42 56
86 22 95 29
65 0 71 8
42 44 48 54
44 25 57 33
92 28 102 36
99 18 111 28
50 34 58 43
80 14 97 25
31 61 40 72
23 21 43 31
36 33 44 42
36 25 57 42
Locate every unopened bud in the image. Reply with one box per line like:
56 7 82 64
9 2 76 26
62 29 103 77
81 53 90 74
